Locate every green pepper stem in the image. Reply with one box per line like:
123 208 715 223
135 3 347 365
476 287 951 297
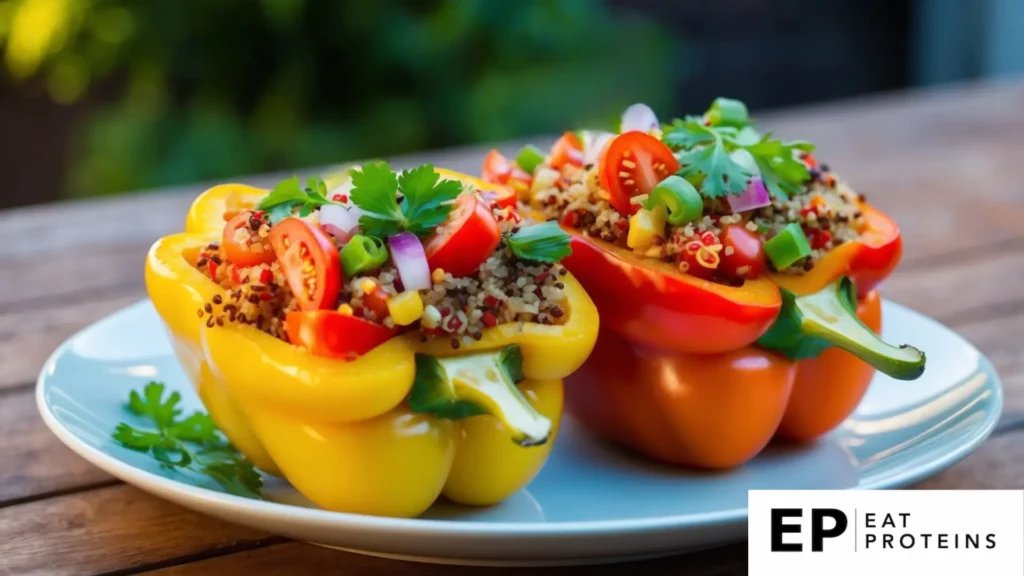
796 279 926 380
408 346 551 447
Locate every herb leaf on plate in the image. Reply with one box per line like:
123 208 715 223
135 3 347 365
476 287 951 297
112 381 262 499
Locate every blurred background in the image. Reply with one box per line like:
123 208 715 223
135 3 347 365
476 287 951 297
0 0 1021 210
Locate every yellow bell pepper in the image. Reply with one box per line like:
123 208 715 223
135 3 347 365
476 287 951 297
145 168 599 518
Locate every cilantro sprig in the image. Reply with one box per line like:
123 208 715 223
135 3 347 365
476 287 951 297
507 221 572 263
112 382 262 499
662 98 815 200
349 161 464 237
256 175 343 224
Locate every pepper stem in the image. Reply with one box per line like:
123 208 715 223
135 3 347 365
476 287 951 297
408 346 551 447
758 277 926 380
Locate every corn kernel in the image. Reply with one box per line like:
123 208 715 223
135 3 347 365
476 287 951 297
387 290 425 326
337 304 354 316
359 278 377 295
627 206 666 250
431 268 446 284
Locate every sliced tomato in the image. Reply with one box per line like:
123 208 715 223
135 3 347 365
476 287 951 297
482 149 512 185
720 224 767 279
285 311 397 360
223 211 275 267
549 132 583 171
424 193 501 278
268 218 342 311
599 132 681 215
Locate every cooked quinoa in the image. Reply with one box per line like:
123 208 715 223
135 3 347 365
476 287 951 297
533 159 865 279
195 207 569 350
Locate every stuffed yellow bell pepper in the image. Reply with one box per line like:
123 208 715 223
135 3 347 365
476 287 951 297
145 162 598 518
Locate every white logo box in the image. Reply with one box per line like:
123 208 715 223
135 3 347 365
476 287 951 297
748 490 1024 576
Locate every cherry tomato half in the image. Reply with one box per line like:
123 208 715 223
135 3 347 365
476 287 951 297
223 211 275 267
268 218 342 311
482 150 512 185
720 224 767 279
599 132 680 215
285 311 398 360
424 193 501 278
549 132 584 171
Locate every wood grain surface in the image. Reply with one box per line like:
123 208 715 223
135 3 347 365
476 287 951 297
1 80 1022 576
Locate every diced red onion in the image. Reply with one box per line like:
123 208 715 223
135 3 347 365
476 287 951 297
388 232 431 291
621 103 659 134
320 204 363 242
726 177 771 213
580 130 614 165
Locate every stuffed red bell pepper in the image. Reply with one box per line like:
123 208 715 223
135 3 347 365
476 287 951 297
483 98 926 468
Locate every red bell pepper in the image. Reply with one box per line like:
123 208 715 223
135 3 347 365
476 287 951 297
562 229 781 354
771 202 902 297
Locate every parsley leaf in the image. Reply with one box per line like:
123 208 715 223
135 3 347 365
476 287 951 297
112 382 263 499
398 164 464 235
662 117 717 149
662 99 818 200
257 175 342 224
676 136 752 198
507 221 572 263
349 161 464 237
349 161 400 218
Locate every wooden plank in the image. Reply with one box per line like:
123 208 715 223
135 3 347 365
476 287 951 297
0 485 277 576
0 391 113 504
883 249 1024 326
0 292 142 391
0 243 149 311
143 540 747 576
916 427 1024 489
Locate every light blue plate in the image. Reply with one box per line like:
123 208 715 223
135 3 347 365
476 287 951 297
37 299 1002 566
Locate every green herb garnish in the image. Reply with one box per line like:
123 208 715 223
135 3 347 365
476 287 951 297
349 161 464 237
507 221 572 263
662 98 816 200
112 382 263 499
256 175 342 224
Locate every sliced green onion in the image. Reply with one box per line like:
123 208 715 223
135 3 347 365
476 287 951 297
704 97 749 128
764 223 811 270
516 145 546 174
340 234 388 276
643 175 704 226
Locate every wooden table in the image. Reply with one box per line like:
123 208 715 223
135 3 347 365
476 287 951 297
2 80 1023 576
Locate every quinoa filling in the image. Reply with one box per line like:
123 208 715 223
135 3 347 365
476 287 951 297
532 160 866 279
193 164 573 353
489 98 871 285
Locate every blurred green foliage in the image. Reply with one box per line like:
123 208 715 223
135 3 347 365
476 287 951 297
0 0 677 197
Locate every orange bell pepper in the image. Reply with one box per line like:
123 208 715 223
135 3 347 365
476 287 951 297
555 203 921 468
564 291 883 468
